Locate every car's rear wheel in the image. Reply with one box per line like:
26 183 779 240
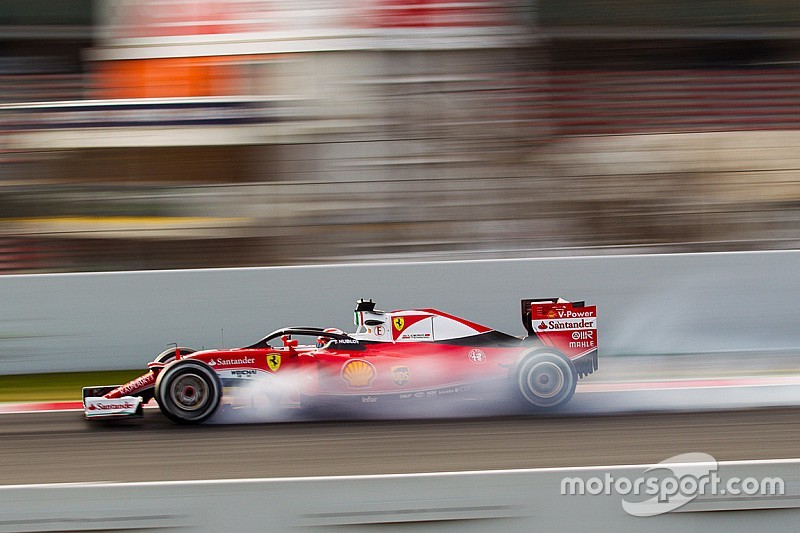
514 349 577 409
155 360 221 424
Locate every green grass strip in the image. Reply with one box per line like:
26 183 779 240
0 370 145 402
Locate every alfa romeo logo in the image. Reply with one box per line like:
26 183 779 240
468 349 486 364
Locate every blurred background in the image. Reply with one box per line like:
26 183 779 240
2 0 800 273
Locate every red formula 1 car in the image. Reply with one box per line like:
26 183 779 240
83 298 598 424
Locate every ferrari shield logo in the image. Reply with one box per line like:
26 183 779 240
393 317 405 331
267 353 281 372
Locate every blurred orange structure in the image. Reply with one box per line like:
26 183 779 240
93 57 245 99
4 1 800 273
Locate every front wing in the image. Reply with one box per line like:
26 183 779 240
82 386 144 418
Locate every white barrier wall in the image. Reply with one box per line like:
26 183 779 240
1 251 799 374
1 460 798 531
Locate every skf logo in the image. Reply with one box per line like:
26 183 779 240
393 317 405 331
267 353 281 372
391 366 410 386
341 359 376 388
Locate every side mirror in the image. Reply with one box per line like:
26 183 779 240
281 335 299 354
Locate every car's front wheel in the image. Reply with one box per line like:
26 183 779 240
514 349 577 409
153 346 196 365
154 360 221 424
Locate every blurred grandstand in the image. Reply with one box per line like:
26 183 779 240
2 0 800 273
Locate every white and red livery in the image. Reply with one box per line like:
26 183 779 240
83 298 598 424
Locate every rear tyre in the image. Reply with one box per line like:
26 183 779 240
514 350 577 410
155 360 221 424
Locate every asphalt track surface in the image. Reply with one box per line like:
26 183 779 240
3 391 800 485
4 351 800 486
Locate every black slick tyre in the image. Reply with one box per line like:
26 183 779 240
154 360 221 424
514 349 577 410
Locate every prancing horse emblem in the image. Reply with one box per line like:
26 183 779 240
393 317 404 331
267 353 281 372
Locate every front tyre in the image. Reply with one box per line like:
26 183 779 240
514 350 577 409
155 360 221 424
153 347 196 365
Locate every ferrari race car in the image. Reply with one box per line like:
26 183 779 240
83 298 598 424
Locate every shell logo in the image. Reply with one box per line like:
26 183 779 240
341 359 376 388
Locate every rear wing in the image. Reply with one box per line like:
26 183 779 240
521 298 598 368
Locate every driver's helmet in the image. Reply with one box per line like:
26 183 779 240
317 327 344 347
